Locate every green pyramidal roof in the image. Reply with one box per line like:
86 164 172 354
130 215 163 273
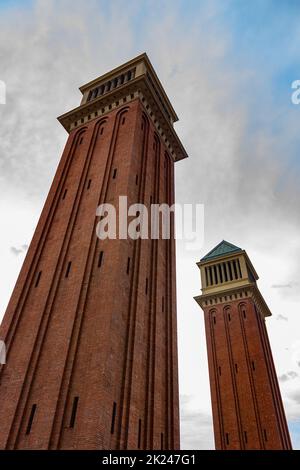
201 240 242 262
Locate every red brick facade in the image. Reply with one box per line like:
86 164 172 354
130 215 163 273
196 243 292 450
0 66 183 449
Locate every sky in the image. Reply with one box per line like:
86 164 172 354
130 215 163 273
0 0 300 449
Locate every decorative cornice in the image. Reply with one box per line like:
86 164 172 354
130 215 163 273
194 282 272 319
57 53 188 162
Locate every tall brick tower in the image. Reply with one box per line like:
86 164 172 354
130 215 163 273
194 240 292 450
0 53 187 450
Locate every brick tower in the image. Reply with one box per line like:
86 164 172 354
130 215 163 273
194 240 292 450
0 53 187 450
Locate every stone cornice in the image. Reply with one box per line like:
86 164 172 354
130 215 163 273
194 282 272 319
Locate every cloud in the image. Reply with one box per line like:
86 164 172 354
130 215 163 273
289 390 300 406
278 371 298 382
10 246 23 255
276 314 288 321
10 245 28 256
272 282 299 289
180 395 214 450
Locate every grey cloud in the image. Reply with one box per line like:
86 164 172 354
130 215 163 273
276 314 288 322
10 246 23 255
278 371 298 382
10 245 28 256
272 284 293 289
180 395 214 449
289 391 300 405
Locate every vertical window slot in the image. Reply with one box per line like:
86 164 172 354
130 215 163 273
233 260 238 279
113 169 117 179
35 271 42 288
65 261 72 278
237 259 242 278
228 262 233 281
263 429 268 441
252 361 255 371
244 431 248 444
136 174 138 185
226 433 229 445
98 251 104 268
111 402 117 434
145 278 148 295
235 363 238 373
69 396 79 428
218 366 221 376
26 404 37 435
62 189 68 200
87 179 92 190
218 264 223 283
138 419 142 449
223 263 228 282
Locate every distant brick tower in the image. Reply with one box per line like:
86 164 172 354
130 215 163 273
0 54 187 450
195 240 292 450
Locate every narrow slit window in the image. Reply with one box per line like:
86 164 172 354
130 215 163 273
127 257 130 275
150 195 153 205
243 309 246 319
228 313 231 321
205 267 209 286
161 433 164 450
113 169 117 179
62 189 68 200
87 179 92 190
209 266 213 285
213 265 218 284
145 278 148 295
98 251 104 268
228 262 233 281
218 366 221 376
111 402 117 434
135 174 138 186
263 429 268 441
223 263 228 282
233 260 238 279
237 259 242 278
35 271 42 288
244 431 248 444
213 316 216 325
79 137 83 145
122 117 126 125
100 127 104 135
235 363 238 373
26 404 37 435
65 261 72 278
138 419 142 449
252 361 255 371
226 433 229 445
69 396 79 428
218 264 223 283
